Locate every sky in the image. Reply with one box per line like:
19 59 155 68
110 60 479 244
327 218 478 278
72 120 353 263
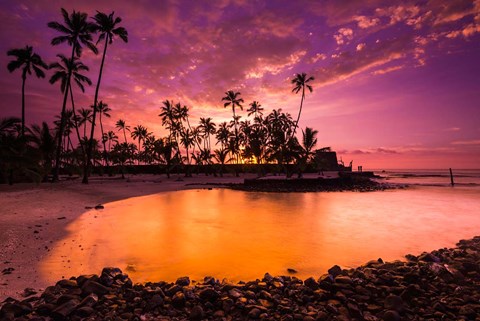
1 0 479 169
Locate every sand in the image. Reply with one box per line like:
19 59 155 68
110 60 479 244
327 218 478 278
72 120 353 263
0 173 253 300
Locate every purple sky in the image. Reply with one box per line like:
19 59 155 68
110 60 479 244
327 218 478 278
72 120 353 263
1 0 479 169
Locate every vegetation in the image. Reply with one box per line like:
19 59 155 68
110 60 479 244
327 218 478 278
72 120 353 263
2 8 325 184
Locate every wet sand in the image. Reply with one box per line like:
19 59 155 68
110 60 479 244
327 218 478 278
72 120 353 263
0 173 253 300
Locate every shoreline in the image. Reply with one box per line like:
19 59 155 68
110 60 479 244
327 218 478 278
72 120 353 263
0 173 254 300
2 236 479 319
3 172 379 300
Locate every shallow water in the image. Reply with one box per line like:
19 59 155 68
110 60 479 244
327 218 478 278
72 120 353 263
41 179 480 283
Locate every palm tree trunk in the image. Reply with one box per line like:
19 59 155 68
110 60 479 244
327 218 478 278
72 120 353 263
83 37 109 184
123 128 127 144
21 73 26 137
53 46 75 182
69 85 85 155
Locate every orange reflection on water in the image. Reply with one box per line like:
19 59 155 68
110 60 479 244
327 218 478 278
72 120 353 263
41 187 480 283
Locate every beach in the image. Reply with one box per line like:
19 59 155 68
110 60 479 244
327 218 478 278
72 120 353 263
0 174 252 300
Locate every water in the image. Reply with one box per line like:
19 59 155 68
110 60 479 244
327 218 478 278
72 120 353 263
41 169 480 283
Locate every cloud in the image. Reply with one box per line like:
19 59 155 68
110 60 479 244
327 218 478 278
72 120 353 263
372 65 404 75
353 15 380 28
356 43 366 51
444 127 461 132
451 139 480 145
314 37 408 86
333 27 354 45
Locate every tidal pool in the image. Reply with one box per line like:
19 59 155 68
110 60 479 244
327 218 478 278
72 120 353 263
41 186 480 283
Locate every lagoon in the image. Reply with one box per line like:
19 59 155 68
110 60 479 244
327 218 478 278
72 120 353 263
41 177 480 283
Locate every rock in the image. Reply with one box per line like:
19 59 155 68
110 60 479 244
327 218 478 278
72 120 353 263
75 306 94 317
304 277 319 289
382 310 401 321
172 292 186 309
51 299 80 320
81 280 110 295
198 288 219 302
384 294 403 312
248 307 262 319
189 305 204 320
94 204 104 210
56 279 78 288
328 265 342 277
176 276 190 286
335 275 353 284
21 287 37 297
418 252 440 262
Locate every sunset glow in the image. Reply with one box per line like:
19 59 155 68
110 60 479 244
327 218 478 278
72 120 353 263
1 0 479 169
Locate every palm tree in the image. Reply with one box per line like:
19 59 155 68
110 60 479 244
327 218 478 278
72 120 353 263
105 130 118 152
291 72 314 138
48 8 97 181
222 90 243 163
78 108 92 138
84 11 128 184
7 46 48 136
301 127 318 161
115 119 130 143
131 125 149 164
49 54 92 153
159 100 175 140
247 101 264 119
30 122 56 181
198 117 216 152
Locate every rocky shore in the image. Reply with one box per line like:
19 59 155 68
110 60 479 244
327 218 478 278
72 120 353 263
2 237 480 320
228 176 394 193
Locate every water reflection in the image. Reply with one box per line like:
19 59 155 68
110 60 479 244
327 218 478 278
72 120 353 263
41 187 480 283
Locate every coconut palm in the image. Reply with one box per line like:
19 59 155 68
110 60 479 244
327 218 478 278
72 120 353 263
131 125 149 164
246 101 264 119
222 90 243 137
291 72 314 138
105 130 118 152
198 117 216 152
222 90 243 163
78 108 92 138
30 122 56 181
301 127 318 161
84 11 128 184
115 119 130 143
49 54 92 152
48 8 97 181
7 46 48 136
159 100 175 139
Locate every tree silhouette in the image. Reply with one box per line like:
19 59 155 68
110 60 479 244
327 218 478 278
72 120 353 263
7 46 48 136
222 90 243 164
48 8 97 181
291 72 314 138
84 11 128 184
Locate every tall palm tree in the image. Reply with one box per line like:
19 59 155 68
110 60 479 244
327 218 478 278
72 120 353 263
48 8 97 181
222 90 243 163
84 11 128 184
291 72 314 138
247 101 264 119
7 45 48 136
49 54 92 153
115 119 130 143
